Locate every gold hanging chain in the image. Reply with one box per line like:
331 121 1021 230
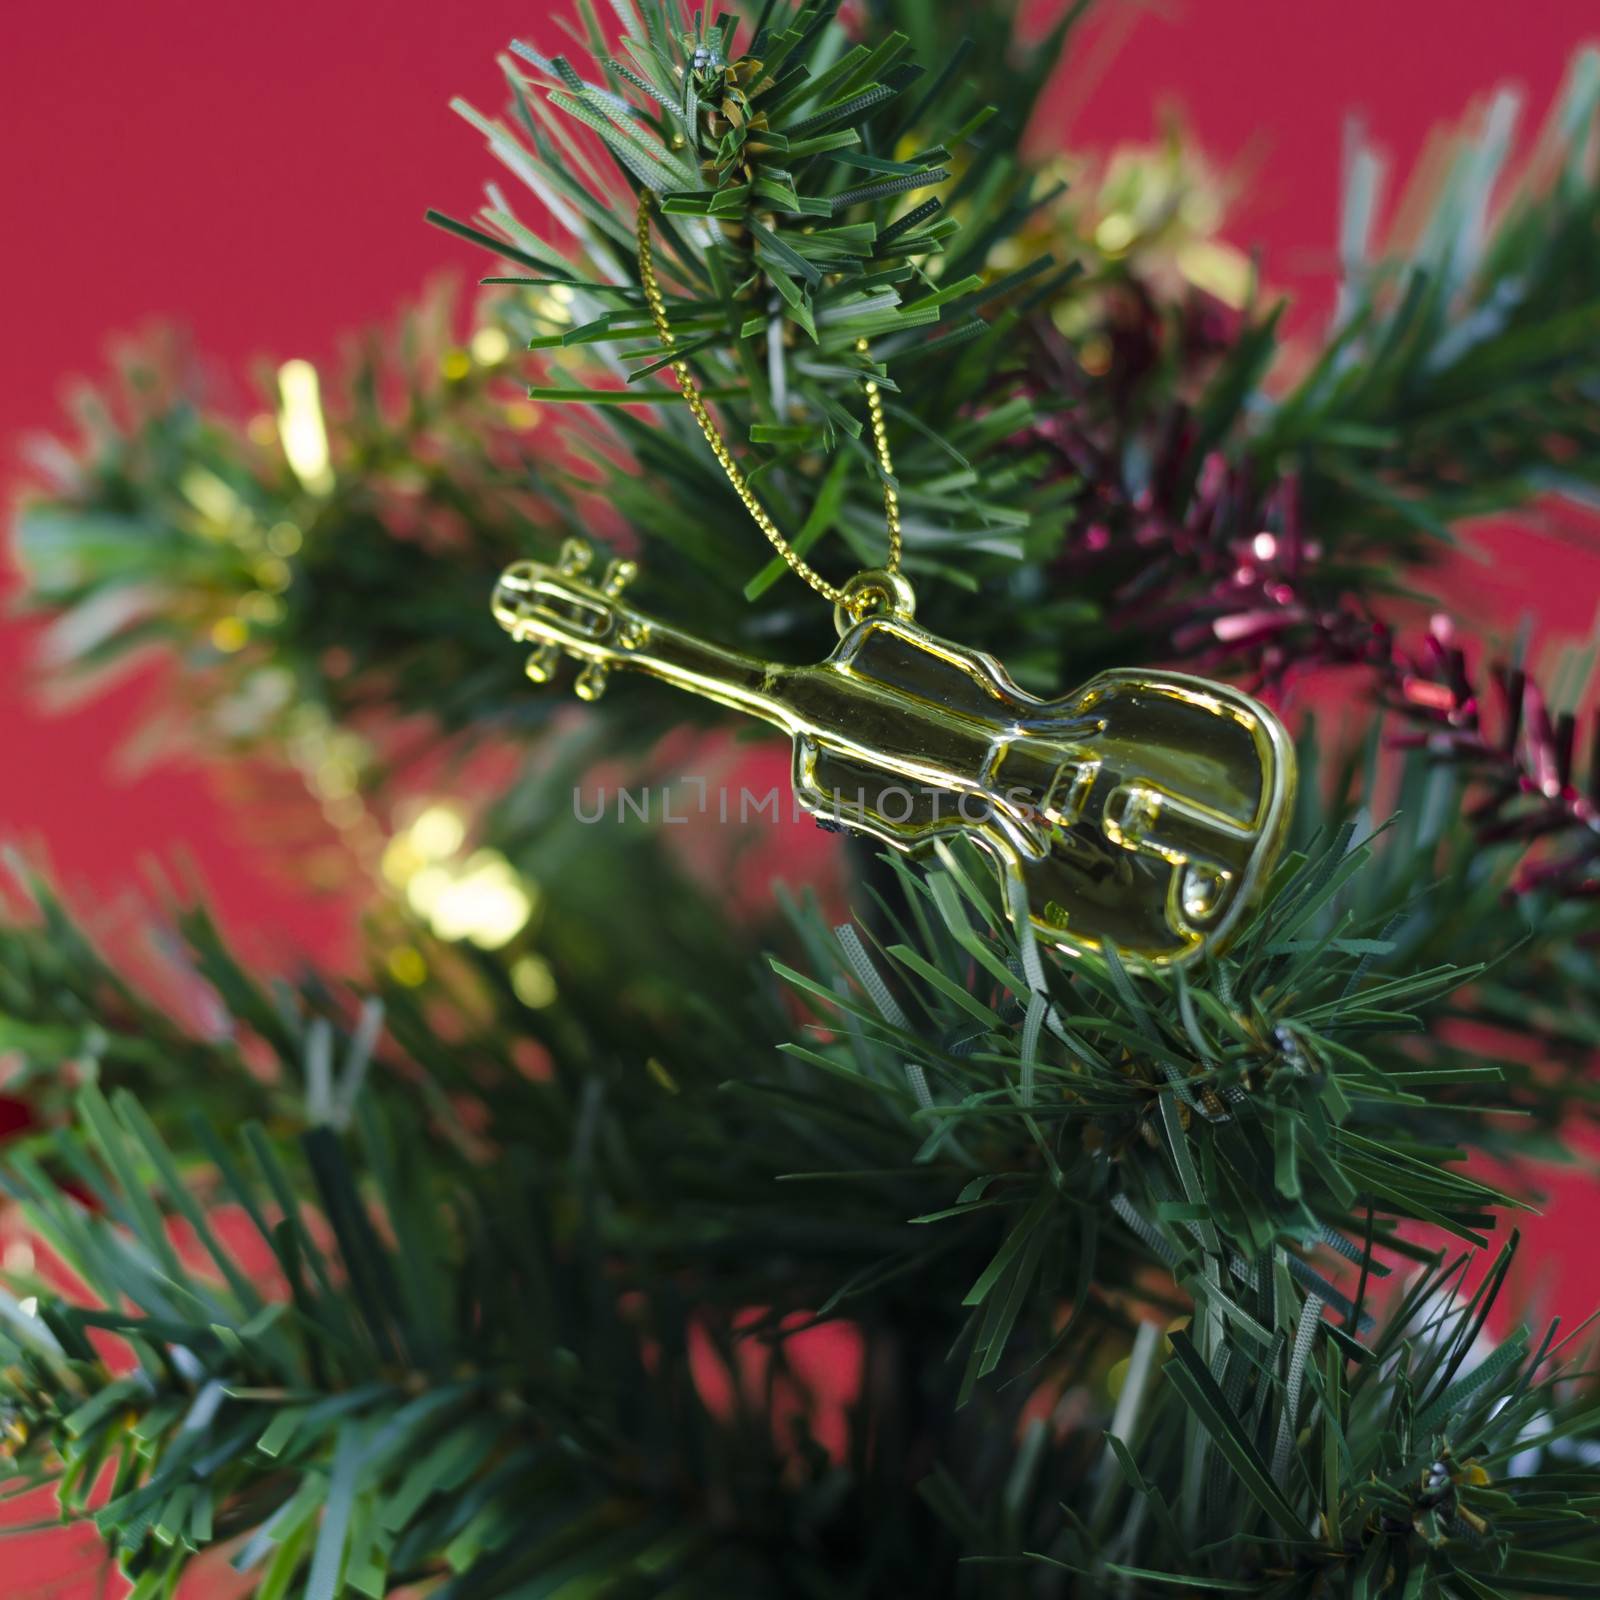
635 190 900 612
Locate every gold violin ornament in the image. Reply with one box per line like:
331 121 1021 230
493 542 1296 968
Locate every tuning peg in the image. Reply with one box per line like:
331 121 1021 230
574 662 610 702
525 642 562 684
601 558 638 598
557 538 593 577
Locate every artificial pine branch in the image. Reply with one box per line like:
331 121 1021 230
4 817 1600 1595
440 0 1079 650
1 1087 900 1598
6 5 1600 1598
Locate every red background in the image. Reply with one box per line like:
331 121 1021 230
2 4 1598 1593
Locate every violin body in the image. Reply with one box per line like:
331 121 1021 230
494 544 1295 967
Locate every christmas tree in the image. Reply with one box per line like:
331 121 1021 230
7 3 1600 1595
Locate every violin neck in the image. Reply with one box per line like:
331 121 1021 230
615 617 799 731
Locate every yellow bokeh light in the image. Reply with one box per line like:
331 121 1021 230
381 837 422 891
511 953 558 1009
1051 298 1092 339
404 864 452 919
1175 238 1253 310
382 803 536 951
181 466 243 530
387 945 428 987
427 851 535 949
410 803 466 861
211 616 249 653
266 521 303 557
277 359 335 495
1093 212 1137 256
255 556 293 594
470 326 511 366
312 757 358 800
441 349 472 382
238 591 284 625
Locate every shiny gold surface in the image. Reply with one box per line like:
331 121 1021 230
493 548 1295 967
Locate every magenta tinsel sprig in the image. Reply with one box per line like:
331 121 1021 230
1382 618 1600 899
1022 272 1598 898
1048 417 1395 692
1023 287 1406 691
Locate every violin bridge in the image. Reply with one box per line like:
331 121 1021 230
986 739 1099 847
